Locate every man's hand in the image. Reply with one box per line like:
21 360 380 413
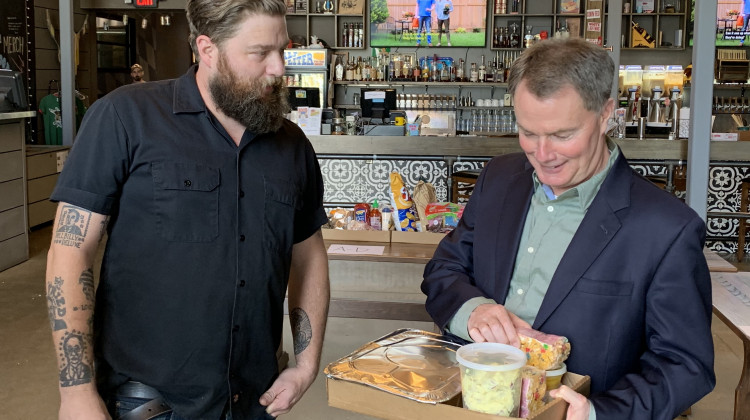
259 365 317 418
549 385 590 420
467 303 531 347
59 387 111 420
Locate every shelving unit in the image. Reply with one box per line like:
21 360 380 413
617 0 688 50
285 0 366 49
490 0 585 50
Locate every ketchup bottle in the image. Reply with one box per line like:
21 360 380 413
369 200 382 231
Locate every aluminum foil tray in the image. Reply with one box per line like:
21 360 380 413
324 328 462 403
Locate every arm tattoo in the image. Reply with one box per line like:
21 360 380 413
57 330 94 387
290 307 312 355
53 205 92 249
47 277 67 331
98 217 109 244
73 268 96 331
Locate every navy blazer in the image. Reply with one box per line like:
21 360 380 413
422 151 715 419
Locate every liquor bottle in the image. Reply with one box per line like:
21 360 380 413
348 23 354 48
456 58 465 82
509 23 520 48
402 59 410 82
388 59 395 81
449 64 456 82
493 28 500 48
511 0 519 13
524 25 534 48
342 23 348 48
358 23 364 48
431 59 438 82
478 55 486 82
352 24 359 48
362 57 372 81
345 57 355 81
354 57 362 81
470 62 478 82
413 61 421 81
334 55 344 81
422 58 430 82
440 63 449 81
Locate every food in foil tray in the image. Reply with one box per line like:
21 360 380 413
518 327 571 370
324 329 462 403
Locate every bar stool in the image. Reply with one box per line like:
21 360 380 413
450 169 481 203
738 177 750 261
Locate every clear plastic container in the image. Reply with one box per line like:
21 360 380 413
642 65 666 98
623 65 643 97
665 65 684 94
456 342 527 416
545 363 567 391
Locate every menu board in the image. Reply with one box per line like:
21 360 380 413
0 0 36 138
584 0 603 46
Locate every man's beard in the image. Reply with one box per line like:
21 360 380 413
209 54 289 134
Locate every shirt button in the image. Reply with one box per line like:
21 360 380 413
517 288 524 295
184 179 192 187
238 280 246 287
232 325 240 332
547 205 554 212
233 394 239 403
239 190 245 198
527 246 534 253
240 234 246 241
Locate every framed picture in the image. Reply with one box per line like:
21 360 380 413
338 0 364 15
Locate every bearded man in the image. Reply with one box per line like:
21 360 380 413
45 0 330 419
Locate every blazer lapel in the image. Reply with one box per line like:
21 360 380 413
533 153 632 328
493 163 534 302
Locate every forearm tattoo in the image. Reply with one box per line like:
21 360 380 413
97 217 109 244
47 276 67 331
290 307 312 355
57 330 94 387
53 205 92 248
73 268 95 330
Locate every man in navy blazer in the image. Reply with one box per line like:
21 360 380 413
422 39 715 419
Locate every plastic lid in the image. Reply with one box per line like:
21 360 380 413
372 199 379 209
546 363 567 377
455 342 526 372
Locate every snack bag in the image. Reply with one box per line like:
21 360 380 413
328 208 351 230
389 172 418 232
424 202 464 233
412 181 437 230
517 327 571 371
519 366 546 418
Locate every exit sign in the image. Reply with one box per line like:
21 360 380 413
134 0 158 7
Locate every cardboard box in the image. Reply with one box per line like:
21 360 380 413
321 228 391 242
327 372 591 420
739 130 750 141
391 230 447 245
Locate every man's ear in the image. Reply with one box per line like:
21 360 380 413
195 35 217 68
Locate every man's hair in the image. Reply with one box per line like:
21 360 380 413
507 38 614 113
130 64 143 71
187 0 287 62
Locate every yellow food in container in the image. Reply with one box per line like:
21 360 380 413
455 342 527 416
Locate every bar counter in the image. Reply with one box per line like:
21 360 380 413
309 135 750 162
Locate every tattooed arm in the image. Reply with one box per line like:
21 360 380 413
259 229 329 417
46 202 111 420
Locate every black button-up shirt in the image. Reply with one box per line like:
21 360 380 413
51 66 327 419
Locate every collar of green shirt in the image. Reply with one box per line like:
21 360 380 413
531 137 620 210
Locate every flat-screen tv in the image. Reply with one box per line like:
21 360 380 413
361 88 397 123
689 0 750 47
370 0 487 47
0 69 28 112
288 87 321 110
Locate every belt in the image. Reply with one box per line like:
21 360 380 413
115 381 172 420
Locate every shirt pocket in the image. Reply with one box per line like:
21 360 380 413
264 176 301 251
152 161 220 242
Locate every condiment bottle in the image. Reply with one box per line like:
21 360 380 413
353 202 370 225
369 200 382 231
